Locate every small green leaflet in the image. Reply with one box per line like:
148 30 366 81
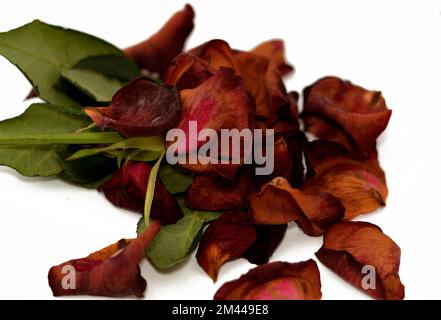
67 136 164 161
74 55 141 82
158 163 194 194
0 20 129 108
144 152 165 226
59 55 142 104
0 103 102 176
137 198 221 269
60 68 124 103
58 145 117 188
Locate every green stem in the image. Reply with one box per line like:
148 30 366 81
0 132 123 145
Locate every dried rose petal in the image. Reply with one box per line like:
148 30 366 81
48 221 161 297
164 39 235 90
98 161 183 225
270 91 300 135
214 260 322 300
250 177 344 236
251 40 294 76
85 78 180 137
185 171 249 211
196 211 256 282
316 221 405 300
187 39 237 71
124 4 194 75
171 67 255 176
235 50 289 122
302 140 388 220
302 76 392 154
244 224 287 265
164 53 212 90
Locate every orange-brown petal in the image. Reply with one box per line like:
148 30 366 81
250 177 344 236
302 76 392 154
124 4 194 75
315 221 405 300
196 211 256 282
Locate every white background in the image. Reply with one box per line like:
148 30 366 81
0 0 440 300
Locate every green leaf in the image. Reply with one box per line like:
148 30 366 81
158 163 194 194
0 131 122 145
74 55 141 82
66 136 164 161
0 20 125 108
144 152 165 225
137 198 221 269
58 145 117 188
0 103 94 176
60 68 124 103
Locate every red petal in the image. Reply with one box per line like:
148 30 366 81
302 76 392 154
164 53 212 90
302 140 388 220
124 4 194 75
250 177 344 236
165 39 236 89
244 224 287 265
172 67 255 176
85 78 180 137
214 260 322 300
48 221 161 297
185 171 250 211
316 221 405 300
98 161 183 225
196 211 256 282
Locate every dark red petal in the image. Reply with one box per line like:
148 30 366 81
196 211 257 282
172 67 255 175
270 91 300 135
185 171 250 211
302 76 392 154
302 140 388 220
98 161 183 225
244 224 287 265
214 260 322 300
48 221 161 297
164 53 212 90
316 221 405 300
164 39 236 90
85 78 181 137
250 177 344 236
124 4 194 75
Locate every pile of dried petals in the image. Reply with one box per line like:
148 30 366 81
0 4 404 300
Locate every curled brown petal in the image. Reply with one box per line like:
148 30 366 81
235 50 289 122
250 177 344 236
302 76 392 154
316 221 405 300
48 221 161 297
124 4 194 75
185 171 250 211
251 39 294 76
302 140 388 220
196 211 257 282
214 260 322 300
85 78 181 137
